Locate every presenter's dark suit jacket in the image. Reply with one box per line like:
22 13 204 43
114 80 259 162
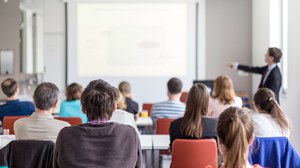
238 64 282 103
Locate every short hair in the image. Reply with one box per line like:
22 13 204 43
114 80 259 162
33 82 59 110
268 47 282 63
167 77 183 94
1 78 18 97
118 81 131 95
81 79 119 121
66 83 83 101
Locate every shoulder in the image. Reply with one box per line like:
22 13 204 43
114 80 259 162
170 118 183 127
54 119 71 126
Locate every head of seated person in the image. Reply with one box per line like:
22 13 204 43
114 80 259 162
66 83 82 101
54 79 141 167
1 78 19 100
217 107 259 168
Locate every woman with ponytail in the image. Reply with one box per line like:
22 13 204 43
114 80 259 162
169 83 217 149
253 88 290 138
217 107 260 168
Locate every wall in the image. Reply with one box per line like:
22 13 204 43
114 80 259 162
0 0 21 98
252 0 300 152
43 0 66 92
280 0 300 152
206 0 252 94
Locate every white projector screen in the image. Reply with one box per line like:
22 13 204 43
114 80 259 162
67 2 197 105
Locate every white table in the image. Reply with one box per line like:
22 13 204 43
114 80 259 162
139 134 170 168
136 117 153 126
0 135 15 149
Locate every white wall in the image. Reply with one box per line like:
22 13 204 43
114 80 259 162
206 0 252 94
280 0 300 152
252 0 300 152
44 0 66 92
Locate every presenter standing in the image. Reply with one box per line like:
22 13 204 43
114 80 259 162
229 47 282 103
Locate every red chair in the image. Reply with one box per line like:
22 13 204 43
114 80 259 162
142 103 153 116
180 92 188 103
3 116 28 134
2 116 82 135
54 117 82 125
156 118 175 155
171 139 218 168
156 118 175 134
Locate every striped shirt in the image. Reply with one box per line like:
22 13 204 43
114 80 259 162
151 100 185 126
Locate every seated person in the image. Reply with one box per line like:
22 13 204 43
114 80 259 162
118 81 139 115
151 77 185 127
110 91 138 132
59 83 87 123
208 75 242 118
217 107 261 168
53 79 141 167
252 88 290 138
0 78 35 122
14 82 70 142
169 83 217 149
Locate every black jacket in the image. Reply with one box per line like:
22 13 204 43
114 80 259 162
238 64 282 103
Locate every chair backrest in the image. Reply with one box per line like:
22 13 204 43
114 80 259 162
249 136 300 168
171 139 218 168
2 116 29 134
142 103 153 116
0 140 54 168
156 118 175 134
180 92 188 103
54 117 82 125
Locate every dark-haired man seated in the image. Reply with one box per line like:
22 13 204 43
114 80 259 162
53 79 141 168
0 78 35 122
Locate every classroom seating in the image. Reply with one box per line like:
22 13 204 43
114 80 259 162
142 103 153 116
2 116 82 134
171 139 218 168
0 140 55 168
180 92 188 103
249 136 300 168
156 118 175 134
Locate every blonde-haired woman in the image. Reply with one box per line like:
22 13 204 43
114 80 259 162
110 91 138 132
217 107 261 168
208 75 242 118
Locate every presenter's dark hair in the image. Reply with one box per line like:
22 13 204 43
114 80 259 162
167 77 183 94
81 79 118 121
33 82 59 110
268 47 282 63
1 78 18 97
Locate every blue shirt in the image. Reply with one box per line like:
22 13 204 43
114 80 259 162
59 100 88 123
0 99 35 122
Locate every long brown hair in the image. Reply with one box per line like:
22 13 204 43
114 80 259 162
217 107 253 168
254 88 289 131
213 75 236 104
180 83 209 138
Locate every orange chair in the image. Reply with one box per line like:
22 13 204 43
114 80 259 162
54 117 82 125
142 103 153 116
180 92 188 103
171 139 218 168
3 116 82 135
3 116 29 134
156 118 175 155
156 118 175 134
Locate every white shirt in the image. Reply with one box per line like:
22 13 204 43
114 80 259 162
253 113 290 139
262 64 277 85
110 109 138 133
208 96 243 118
